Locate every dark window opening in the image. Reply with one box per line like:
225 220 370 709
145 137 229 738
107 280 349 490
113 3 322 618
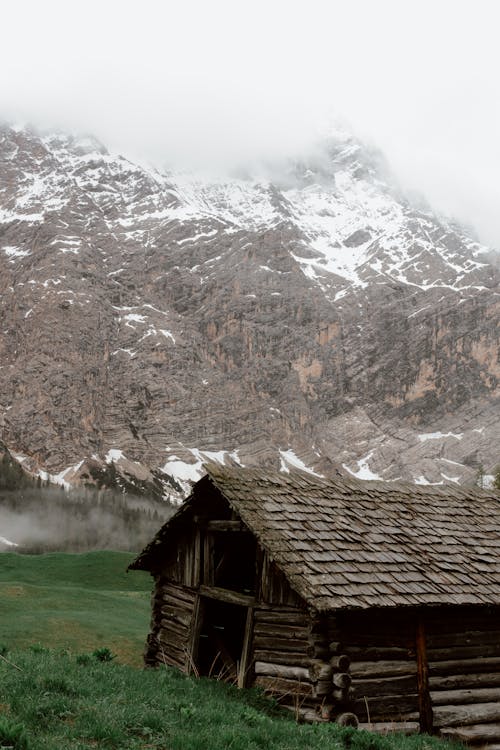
213 531 256 594
196 599 248 682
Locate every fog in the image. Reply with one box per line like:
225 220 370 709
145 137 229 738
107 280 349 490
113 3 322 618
1 0 499 246
0 486 175 553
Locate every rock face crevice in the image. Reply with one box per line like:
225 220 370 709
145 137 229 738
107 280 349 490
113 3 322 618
0 123 498 490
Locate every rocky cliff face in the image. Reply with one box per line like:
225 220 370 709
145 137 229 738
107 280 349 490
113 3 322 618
0 123 498 496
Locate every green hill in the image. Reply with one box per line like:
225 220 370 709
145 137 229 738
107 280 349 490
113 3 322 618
0 649 456 750
0 551 151 665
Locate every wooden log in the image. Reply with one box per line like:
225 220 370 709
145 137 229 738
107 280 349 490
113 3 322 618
254 661 310 681
161 593 196 612
431 687 500 706
309 660 333 682
205 519 247 531
416 615 433 734
161 581 197 603
427 631 500 649
157 632 187 656
329 654 351 672
254 675 313 697
160 605 192 628
198 584 255 607
253 650 312 668
428 645 500 661
433 703 500 729
253 636 312 654
253 622 310 640
336 712 359 728
429 657 500 676
238 607 254 689
430 672 500 690
352 674 417 699
333 673 352 689
159 619 189 639
314 679 334 697
350 660 417 679
358 722 419 735
354 695 419 720
346 646 415 661
439 723 500 743
253 608 309 626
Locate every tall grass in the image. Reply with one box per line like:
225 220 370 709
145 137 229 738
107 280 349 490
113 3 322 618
0 649 459 750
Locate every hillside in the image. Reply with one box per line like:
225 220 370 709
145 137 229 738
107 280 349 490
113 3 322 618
0 123 499 494
0 551 151 664
0 649 458 750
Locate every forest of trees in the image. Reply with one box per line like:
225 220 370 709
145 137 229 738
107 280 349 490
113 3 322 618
0 450 176 553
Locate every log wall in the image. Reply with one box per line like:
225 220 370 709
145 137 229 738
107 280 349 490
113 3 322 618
337 609 419 731
339 606 500 744
252 607 356 724
426 607 500 748
146 577 199 672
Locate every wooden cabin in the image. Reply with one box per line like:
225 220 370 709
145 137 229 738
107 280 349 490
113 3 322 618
129 465 500 745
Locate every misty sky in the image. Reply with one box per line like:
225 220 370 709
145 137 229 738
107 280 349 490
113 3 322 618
1 0 499 246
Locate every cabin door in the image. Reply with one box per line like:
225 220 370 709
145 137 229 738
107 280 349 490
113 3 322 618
195 598 252 686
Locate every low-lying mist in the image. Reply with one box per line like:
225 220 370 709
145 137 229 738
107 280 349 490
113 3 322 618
0 484 176 553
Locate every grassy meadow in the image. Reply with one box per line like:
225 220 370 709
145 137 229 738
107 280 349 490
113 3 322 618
0 552 461 750
0 551 151 665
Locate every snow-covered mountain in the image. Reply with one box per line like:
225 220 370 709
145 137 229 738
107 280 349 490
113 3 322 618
0 122 498 498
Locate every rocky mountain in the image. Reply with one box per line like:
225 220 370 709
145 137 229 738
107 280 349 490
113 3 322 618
0 122 498 498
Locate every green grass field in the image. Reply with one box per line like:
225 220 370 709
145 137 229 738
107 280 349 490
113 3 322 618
0 551 151 665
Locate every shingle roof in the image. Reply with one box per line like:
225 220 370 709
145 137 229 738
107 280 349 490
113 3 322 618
132 465 500 611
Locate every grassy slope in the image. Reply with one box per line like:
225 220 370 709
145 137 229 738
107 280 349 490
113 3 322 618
0 649 457 750
0 551 151 665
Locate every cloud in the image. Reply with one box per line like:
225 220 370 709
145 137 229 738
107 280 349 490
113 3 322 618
1 0 499 245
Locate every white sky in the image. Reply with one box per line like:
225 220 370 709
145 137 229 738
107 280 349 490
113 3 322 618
1 0 499 246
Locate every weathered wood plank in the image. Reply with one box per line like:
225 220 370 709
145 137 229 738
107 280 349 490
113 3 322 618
254 661 310 681
434 703 500 729
345 646 415 661
358 722 419 735
416 616 433 733
427 631 500 649
430 673 500 690
351 674 417 699
205 519 247 531
238 607 254 689
160 605 192 628
253 636 312 654
253 608 309 625
431 687 500 706
427 645 500 662
253 649 312 668
439 723 500 743
199 584 255 607
429 657 500 676
253 622 310 640
350 660 417 678
354 694 419 720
